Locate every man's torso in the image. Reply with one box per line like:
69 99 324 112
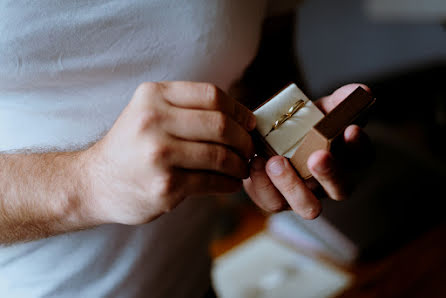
0 1 266 297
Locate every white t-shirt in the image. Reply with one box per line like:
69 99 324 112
0 0 277 297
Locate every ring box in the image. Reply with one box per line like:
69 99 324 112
252 84 375 180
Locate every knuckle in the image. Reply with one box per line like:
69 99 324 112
148 142 171 162
137 110 163 130
133 82 166 110
214 146 230 169
204 83 220 107
136 82 161 96
232 102 243 122
213 112 229 138
265 201 286 213
255 179 275 194
281 180 301 195
156 173 176 200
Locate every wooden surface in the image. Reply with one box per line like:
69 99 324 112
210 206 266 259
211 206 446 298
339 221 446 298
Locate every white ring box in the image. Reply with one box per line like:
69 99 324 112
252 84 375 179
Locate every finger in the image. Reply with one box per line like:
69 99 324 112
315 83 371 114
303 177 327 198
243 178 258 203
177 169 243 195
333 125 374 170
344 125 375 167
245 156 287 213
307 150 350 201
344 124 364 144
304 177 320 192
266 156 321 219
170 139 249 179
159 81 256 131
164 107 254 159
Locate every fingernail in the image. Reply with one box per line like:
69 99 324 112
251 157 264 171
247 114 256 131
268 159 285 176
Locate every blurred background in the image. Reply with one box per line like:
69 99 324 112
212 0 446 297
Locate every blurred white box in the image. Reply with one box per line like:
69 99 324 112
212 233 352 298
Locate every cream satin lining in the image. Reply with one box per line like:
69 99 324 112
254 84 324 157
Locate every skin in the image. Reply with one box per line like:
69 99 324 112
0 82 256 243
0 81 372 244
244 83 373 219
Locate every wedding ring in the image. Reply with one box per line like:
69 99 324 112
265 99 306 136
287 99 305 116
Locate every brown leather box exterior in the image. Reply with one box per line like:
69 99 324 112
253 87 375 179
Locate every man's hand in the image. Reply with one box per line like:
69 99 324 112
243 84 373 219
81 81 256 225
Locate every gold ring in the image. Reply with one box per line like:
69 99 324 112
266 99 306 136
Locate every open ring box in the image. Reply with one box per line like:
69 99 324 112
252 84 375 180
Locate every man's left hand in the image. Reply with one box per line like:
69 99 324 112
243 84 374 219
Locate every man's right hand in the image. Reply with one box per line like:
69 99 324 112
80 81 256 225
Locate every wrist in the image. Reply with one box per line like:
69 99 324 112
69 147 107 227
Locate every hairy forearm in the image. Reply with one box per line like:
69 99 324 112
0 151 96 244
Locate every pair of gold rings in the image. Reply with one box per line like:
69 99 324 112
265 99 306 136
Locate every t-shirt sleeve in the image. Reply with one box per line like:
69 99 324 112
266 0 303 16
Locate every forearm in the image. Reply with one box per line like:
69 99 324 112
0 151 96 244
0 81 257 244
